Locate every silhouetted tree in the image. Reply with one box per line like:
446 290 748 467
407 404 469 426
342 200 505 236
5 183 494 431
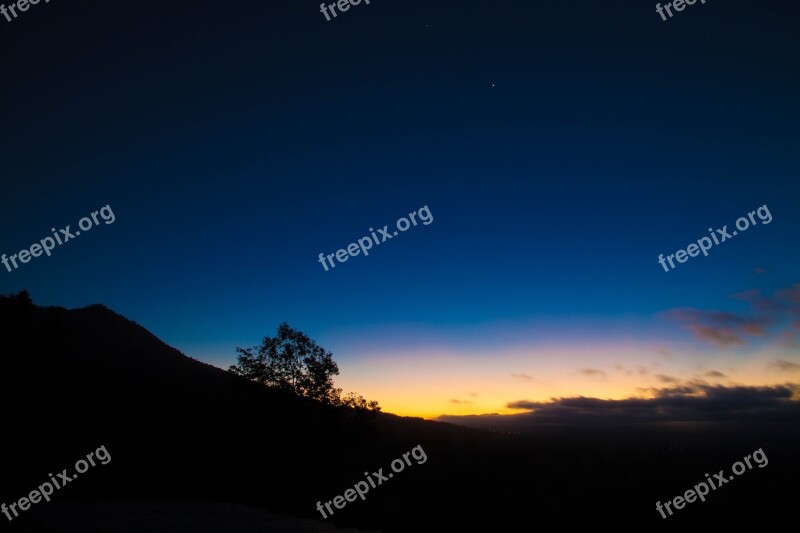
230 323 340 403
1 290 35 337
229 323 380 416
8 289 33 307
340 391 381 413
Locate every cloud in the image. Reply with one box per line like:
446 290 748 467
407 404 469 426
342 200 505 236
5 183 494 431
438 383 800 431
753 267 768 275
664 283 800 348
704 370 726 378
579 368 606 377
731 289 777 313
685 324 746 346
656 347 672 358
450 399 473 405
779 332 799 349
770 359 800 372
667 308 770 334
668 298 786 347
614 364 648 376
666 307 770 347
655 374 680 383
776 284 800 305
510 373 533 382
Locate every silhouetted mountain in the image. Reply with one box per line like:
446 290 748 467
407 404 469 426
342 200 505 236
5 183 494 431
1 295 798 532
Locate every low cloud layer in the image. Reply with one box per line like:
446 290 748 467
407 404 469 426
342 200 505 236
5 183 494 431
437 383 800 431
770 359 800 372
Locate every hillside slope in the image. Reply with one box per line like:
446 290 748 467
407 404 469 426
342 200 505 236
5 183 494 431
2 293 798 532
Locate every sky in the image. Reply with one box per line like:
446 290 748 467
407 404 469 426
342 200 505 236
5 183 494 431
1 0 798 420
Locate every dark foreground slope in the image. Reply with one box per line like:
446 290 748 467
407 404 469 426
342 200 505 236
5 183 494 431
1 294 798 532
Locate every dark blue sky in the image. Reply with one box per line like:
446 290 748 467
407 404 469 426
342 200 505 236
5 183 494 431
1 1 798 416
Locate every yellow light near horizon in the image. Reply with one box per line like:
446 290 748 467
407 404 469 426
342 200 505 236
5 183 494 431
331 344 800 419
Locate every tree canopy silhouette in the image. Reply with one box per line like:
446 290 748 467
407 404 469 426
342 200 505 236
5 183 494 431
229 323 379 413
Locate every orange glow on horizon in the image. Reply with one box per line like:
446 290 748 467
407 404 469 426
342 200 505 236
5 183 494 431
333 342 800 420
